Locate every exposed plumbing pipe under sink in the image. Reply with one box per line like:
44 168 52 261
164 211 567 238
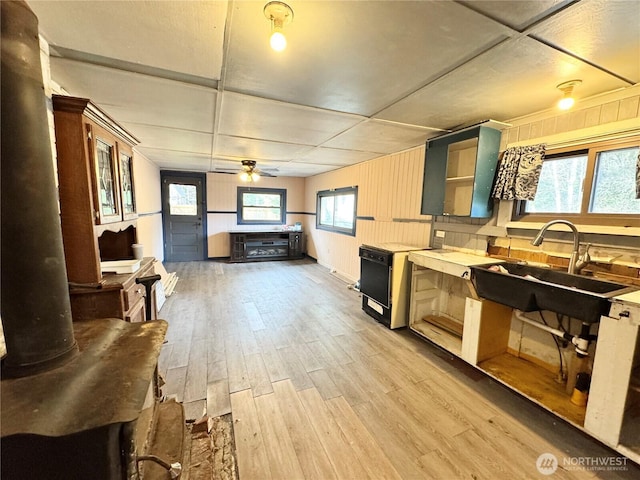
513 310 595 357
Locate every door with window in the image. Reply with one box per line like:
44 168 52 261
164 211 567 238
161 172 206 261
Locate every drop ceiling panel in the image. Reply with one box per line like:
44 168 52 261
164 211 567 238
125 124 212 156
50 58 216 133
457 0 572 31
275 162 338 177
218 92 363 145
530 0 640 83
376 36 631 129
224 0 511 115
136 147 211 171
298 148 381 166
323 120 442 154
214 136 312 161
29 0 226 79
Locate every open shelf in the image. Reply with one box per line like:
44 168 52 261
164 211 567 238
411 317 462 357
445 175 474 183
479 352 586 427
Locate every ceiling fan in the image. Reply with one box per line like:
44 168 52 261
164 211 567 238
213 159 277 182
239 160 262 182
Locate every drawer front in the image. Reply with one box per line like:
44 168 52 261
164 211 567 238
124 283 145 311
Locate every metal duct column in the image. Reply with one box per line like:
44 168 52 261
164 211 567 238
1 0 78 376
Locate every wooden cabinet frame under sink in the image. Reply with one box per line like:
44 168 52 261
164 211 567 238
407 249 640 465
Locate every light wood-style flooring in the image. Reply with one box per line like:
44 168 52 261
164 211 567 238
158 259 639 479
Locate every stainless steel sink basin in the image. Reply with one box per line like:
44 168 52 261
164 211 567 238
471 263 637 323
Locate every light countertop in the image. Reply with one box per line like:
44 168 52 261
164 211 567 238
362 242 427 253
612 289 640 306
408 249 503 277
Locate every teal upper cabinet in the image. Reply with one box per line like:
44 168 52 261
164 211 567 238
421 125 502 218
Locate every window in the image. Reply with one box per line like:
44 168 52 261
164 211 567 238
514 138 640 225
316 187 358 236
169 183 198 216
237 187 286 225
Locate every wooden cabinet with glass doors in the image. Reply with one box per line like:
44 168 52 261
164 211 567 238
52 95 151 322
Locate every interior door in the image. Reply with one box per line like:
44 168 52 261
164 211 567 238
161 172 206 262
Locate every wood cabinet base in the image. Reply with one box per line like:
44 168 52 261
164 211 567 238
69 257 157 322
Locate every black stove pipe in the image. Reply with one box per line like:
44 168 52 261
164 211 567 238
1 0 78 376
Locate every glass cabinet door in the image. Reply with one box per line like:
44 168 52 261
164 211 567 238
94 138 121 223
119 151 136 219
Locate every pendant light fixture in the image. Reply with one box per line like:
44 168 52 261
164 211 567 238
556 80 582 110
264 1 294 52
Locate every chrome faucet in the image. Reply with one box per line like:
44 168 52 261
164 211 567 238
531 219 589 274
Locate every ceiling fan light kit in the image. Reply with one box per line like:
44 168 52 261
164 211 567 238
240 159 261 182
264 1 293 52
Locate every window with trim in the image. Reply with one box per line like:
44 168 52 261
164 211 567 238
237 187 286 225
316 187 358 236
513 138 640 225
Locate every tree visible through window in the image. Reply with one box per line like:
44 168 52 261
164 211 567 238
515 139 640 224
237 187 286 225
317 187 357 236
590 147 640 214
524 154 587 214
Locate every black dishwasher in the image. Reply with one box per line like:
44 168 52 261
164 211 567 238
359 245 394 327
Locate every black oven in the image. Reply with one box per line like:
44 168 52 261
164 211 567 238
359 245 394 327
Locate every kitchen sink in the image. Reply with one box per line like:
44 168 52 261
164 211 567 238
471 263 637 324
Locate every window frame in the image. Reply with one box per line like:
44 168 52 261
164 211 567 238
316 186 358 236
237 186 287 225
512 137 640 226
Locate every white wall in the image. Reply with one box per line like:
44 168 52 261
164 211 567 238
206 173 306 257
133 151 163 261
304 147 432 282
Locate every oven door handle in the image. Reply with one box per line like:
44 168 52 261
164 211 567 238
360 255 389 267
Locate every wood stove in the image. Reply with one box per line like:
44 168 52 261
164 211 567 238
0 3 183 478
1 319 171 479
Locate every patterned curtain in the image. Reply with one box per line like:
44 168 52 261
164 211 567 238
492 144 546 200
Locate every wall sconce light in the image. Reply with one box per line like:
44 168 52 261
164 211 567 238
557 80 582 110
264 1 294 52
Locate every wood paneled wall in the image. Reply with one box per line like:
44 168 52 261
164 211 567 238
501 84 640 150
207 173 306 257
304 147 432 282
132 151 164 261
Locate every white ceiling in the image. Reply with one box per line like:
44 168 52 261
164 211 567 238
28 0 640 177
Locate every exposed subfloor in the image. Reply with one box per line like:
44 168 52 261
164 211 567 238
158 259 640 479
180 414 237 480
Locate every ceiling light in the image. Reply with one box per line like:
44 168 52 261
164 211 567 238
239 160 261 182
557 80 581 110
264 1 293 52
